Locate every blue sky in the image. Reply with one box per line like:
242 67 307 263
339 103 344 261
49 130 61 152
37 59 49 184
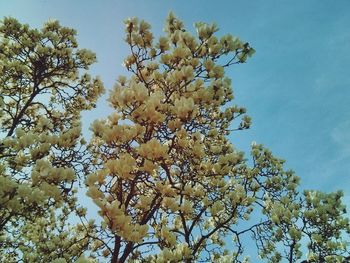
1 0 350 257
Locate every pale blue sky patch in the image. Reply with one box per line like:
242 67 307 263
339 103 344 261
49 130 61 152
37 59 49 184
332 120 350 153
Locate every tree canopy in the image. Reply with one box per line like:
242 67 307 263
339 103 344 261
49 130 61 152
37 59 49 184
0 13 349 263
0 17 104 262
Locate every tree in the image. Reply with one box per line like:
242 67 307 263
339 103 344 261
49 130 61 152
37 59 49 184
86 12 350 263
1 13 349 263
0 17 104 261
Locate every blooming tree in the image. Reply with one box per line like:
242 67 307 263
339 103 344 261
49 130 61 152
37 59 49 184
1 13 349 263
0 17 104 261
86 13 350 263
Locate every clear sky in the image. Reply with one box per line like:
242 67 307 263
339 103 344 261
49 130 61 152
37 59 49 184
1 0 350 253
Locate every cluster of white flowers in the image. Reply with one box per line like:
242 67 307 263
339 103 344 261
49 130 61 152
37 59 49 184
137 138 169 160
101 200 149 243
